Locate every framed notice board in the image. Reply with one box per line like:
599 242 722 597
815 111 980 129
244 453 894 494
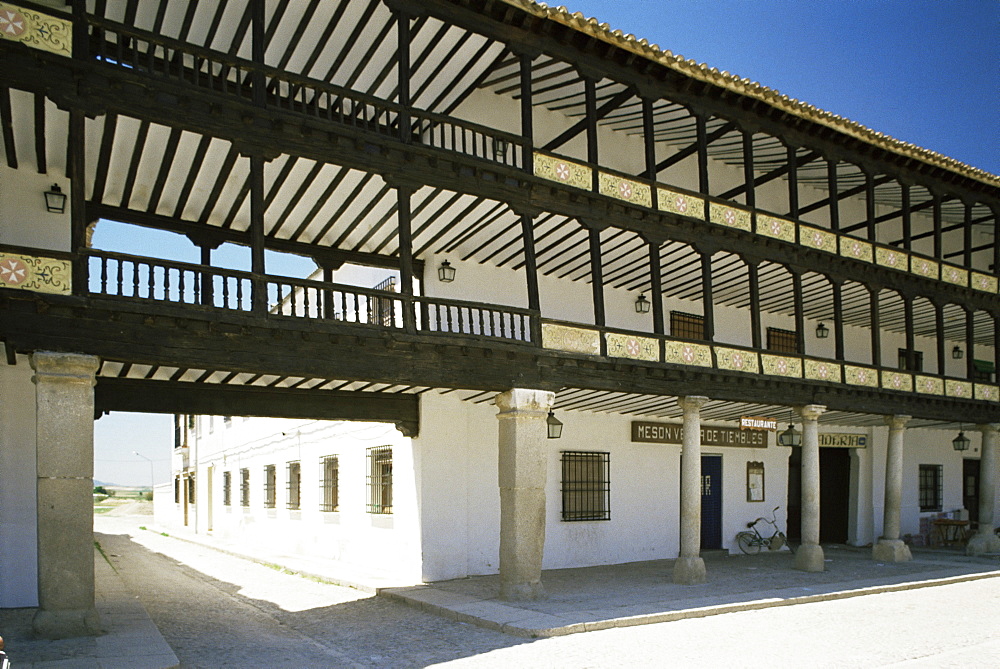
747 461 765 502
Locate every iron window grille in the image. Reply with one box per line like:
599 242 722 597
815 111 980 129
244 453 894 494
173 475 181 504
670 311 705 341
264 465 276 509
222 471 231 507
561 451 611 521
240 468 250 507
286 461 301 510
320 455 339 512
766 327 799 354
919 464 943 512
366 446 393 514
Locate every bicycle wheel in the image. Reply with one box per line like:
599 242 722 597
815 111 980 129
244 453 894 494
736 531 761 555
768 532 785 551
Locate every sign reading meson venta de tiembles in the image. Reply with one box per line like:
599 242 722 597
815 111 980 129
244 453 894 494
631 421 767 448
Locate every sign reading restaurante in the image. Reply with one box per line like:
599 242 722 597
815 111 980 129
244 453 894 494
740 416 778 431
631 421 767 448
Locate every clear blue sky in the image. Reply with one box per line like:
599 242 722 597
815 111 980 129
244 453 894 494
94 0 999 487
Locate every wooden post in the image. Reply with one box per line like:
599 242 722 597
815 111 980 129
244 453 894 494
901 184 912 252
397 184 416 334
69 110 87 296
966 308 976 380
520 214 542 344
827 159 840 232
589 226 606 333
585 77 598 191
932 195 943 260
396 8 412 142
249 154 266 314
869 286 881 367
701 251 714 342
643 98 657 192
743 131 756 209
903 296 915 370
865 171 876 242
648 238 664 334
520 53 533 172
832 278 845 361
792 270 805 354
964 203 973 269
696 114 709 219
747 260 761 349
935 302 946 375
199 245 213 307
251 0 265 107
787 144 799 220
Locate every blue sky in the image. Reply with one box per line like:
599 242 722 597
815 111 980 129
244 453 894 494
95 0 999 487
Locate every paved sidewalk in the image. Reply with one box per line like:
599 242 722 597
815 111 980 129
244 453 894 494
0 542 178 669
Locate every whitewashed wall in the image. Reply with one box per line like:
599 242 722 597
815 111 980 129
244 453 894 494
0 164 71 252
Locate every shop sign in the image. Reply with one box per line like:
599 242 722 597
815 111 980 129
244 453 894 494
818 433 868 448
631 421 766 448
740 416 777 431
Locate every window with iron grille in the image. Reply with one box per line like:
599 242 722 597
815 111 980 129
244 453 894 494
919 464 943 512
186 474 196 504
766 327 799 353
174 475 180 503
670 311 705 341
561 451 610 521
898 348 924 372
320 455 339 512
366 446 392 514
264 465 276 509
286 461 301 510
240 468 250 507
223 471 231 506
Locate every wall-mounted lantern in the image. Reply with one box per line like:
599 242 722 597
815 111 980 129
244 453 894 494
815 322 830 339
438 260 456 283
493 137 509 161
952 346 964 360
952 428 970 452
44 184 66 213
635 294 650 314
546 411 563 439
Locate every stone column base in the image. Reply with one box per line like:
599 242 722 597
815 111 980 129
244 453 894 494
500 580 545 601
966 533 1000 556
32 608 102 639
793 543 825 572
672 557 706 585
872 538 912 562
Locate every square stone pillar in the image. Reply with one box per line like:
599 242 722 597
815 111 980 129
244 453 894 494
873 415 912 562
31 352 101 639
968 424 1000 556
794 404 826 572
495 388 554 601
673 395 708 584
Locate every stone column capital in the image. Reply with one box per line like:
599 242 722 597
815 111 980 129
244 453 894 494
797 404 826 422
884 415 912 431
495 388 555 417
30 352 100 386
977 423 1000 436
678 395 709 412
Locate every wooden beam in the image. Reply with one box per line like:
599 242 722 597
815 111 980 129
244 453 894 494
799 175 894 218
33 93 46 174
646 120 736 176
541 88 633 153
718 150 821 201
589 226 606 329
701 251 714 341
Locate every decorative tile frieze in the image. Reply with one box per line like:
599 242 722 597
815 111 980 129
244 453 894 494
760 354 802 378
598 172 652 208
709 202 751 231
532 152 591 190
657 188 704 219
804 359 841 383
843 365 878 387
875 246 908 271
971 272 998 294
715 347 759 374
605 332 659 362
0 3 71 57
945 379 973 399
664 341 712 367
975 384 1000 402
0 252 71 294
541 323 600 356
914 375 944 396
757 214 796 242
880 371 913 393
940 264 968 288
839 237 873 263
800 226 837 254
910 256 939 280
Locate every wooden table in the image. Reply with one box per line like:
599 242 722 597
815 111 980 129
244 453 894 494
932 519 969 546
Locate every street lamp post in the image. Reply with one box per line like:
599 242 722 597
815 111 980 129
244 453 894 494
133 450 154 494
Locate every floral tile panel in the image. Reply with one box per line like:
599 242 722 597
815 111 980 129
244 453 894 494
709 202 751 232
910 256 939 281
945 379 973 399
0 2 72 57
605 332 659 362
599 173 652 208
843 365 879 387
760 354 802 378
541 323 600 356
757 214 796 242
914 375 944 395
839 237 874 263
664 341 712 367
875 247 908 272
533 152 592 190
0 253 71 295
804 359 841 383
800 226 837 254
880 371 913 393
657 188 704 220
940 264 968 288
975 384 1000 402
971 272 999 294
715 347 760 374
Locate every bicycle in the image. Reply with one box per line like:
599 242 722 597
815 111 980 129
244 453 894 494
736 506 794 554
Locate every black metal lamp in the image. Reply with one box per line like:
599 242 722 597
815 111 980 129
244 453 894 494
493 137 509 161
546 411 563 439
438 260 456 283
635 294 650 314
952 345 964 360
777 422 802 447
952 426 970 452
815 322 830 339
44 184 66 213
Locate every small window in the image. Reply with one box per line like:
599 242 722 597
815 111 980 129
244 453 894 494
670 311 705 341
766 327 799 354
286 461 301 511
240 468 250 507
367 446 393 514
561 451 610 521
174 475 181 504
321 455 339 512
223 471 232 507
186 474 195 504
264 465 276 509
898 348 924 372
919 464 943 512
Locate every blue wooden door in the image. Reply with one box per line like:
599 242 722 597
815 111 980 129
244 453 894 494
701 455 723 549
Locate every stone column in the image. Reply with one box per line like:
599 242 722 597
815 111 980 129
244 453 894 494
873 415 912 562
496 388 555 601
674 395 708 584
31 352 101 638
968 424 1000 556
795 404 826 572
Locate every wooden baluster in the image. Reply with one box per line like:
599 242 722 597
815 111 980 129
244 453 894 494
115 259 123 296
477 307 485 336
179 268 186 303
289 283 297 316
163 265 171 301
149 263 157 300
100 257 108 294
303 285 311 317
222 274 230 308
